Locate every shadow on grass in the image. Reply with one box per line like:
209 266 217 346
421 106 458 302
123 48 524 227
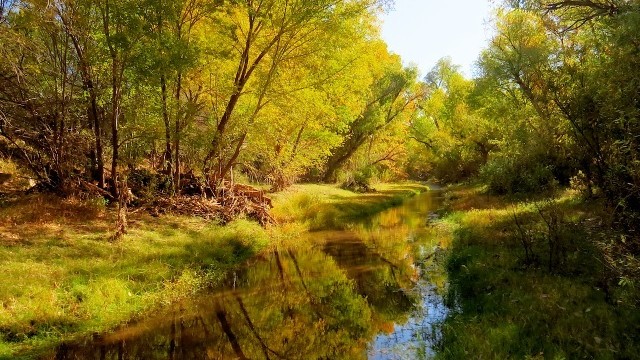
0 194 113 247
0 195 267 359
436 189 640 359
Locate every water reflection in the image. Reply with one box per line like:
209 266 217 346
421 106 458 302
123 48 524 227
47 191 447 360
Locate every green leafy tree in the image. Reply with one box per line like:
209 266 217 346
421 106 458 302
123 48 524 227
321 48 419 183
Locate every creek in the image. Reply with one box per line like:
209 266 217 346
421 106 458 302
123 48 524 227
51 190 448 360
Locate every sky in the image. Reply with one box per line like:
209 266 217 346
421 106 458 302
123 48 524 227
380 0 495 78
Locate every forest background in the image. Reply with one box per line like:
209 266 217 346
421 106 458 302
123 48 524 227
1 0 640 356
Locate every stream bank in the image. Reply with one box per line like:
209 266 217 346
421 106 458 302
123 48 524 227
435 185 640 359
0 183 428 359
45 185 445 360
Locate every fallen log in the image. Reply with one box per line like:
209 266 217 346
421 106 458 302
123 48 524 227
79 180 115 201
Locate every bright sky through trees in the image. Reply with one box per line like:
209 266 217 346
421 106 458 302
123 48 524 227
380 0 494 77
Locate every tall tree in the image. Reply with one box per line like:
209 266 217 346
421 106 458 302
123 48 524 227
202 0 381 186
322 52 419 183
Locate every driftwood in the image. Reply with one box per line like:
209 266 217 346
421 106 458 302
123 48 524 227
25 170 275 226
211 181 274 225
179 171 205 196
78 180 115 201
143 179 274 226
147 195 224 220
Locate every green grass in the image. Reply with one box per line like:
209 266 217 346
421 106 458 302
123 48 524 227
270 183 428 230
434 186 640 359
0 182 426 358
0 193 274 358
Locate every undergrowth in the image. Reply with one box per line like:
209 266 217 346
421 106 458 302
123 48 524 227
434 186 640 359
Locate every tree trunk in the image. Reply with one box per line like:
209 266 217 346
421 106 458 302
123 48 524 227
161 74 173 177
104 0 121 199
58 7 105 189
173 72 182 193
109 57 121 199
322 134 366 183
92 87 105 189
110 94 119 199
113 177 128 240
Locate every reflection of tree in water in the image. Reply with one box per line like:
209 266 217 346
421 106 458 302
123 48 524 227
51 245 379 359
354 191 448 359
367 282 448 360
51 192 446 360
322 238 418 324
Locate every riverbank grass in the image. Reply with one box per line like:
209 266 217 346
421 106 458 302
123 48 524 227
0 194 268 358
270 183 428 230
436 186 640 359
0 182 426 358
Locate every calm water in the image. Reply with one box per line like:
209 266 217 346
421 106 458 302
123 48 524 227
49 191 448 360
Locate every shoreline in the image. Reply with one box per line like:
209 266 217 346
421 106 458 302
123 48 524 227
433 185 640 359
0 183 428 359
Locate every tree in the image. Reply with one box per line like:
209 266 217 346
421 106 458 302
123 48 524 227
201 0 382 186
0 0 96 191
408 59 496 182
321 47 419 183
139 0 208 190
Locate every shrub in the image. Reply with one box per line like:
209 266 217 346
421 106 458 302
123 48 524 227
340 166 375 193
128 169 173 203
480 155 556 195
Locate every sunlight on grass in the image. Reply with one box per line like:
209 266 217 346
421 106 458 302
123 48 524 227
0 183 426 358
0 196 270 358
271 183 428 230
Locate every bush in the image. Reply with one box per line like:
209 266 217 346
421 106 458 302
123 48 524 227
340 166 375 193
128 169 173 204
425 148 484 184
480 155 556 195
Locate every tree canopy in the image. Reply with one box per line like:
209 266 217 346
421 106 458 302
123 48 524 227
2 0 640 229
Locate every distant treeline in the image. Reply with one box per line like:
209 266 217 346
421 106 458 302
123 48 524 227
411 0 640 232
